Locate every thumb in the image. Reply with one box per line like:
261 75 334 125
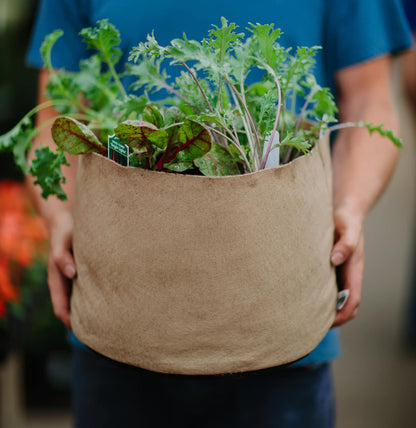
60 258 77 279
50 223 77 279
331 220 361 266
53 249 77 279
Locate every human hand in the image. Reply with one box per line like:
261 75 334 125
330 208 365 327
47 210 76 329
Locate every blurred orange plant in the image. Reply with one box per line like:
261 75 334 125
0 180 48 319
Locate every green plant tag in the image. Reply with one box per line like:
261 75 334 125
108 135 129 166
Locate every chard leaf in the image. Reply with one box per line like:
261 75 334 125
164 161 194 172
51 117 106 154
176 120 212 160
166 120 212 164
40 29 63 70
29 146 69 201
164 123 181 147
142 105 164 128
194 144 240 176
164 106 185 126
114 120 169 150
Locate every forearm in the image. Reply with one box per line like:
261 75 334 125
330 56 400 326
332 108 399 222
26 69 78 232
27 137 78 226
332 57 400 222
26 137 78 232
25 71 77 329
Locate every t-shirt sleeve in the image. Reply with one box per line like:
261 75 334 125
326 0 412 71
26 0 91 71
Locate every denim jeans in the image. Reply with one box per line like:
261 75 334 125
72 346 335 428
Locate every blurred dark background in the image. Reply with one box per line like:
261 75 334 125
0 0 71 422
0 0 37 180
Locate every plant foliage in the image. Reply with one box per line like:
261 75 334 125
0 18 402 199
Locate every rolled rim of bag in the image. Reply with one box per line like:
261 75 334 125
70 133 337 375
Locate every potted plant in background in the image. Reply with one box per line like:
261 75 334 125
0 19 402 375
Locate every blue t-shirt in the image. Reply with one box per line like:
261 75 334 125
27 0 411 368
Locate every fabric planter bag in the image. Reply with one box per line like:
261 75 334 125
70 133 337 375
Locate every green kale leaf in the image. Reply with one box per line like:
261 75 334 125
29 147 69 201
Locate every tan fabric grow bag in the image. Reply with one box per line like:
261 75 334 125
70 133 337 375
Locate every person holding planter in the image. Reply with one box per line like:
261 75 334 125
23 0 411 427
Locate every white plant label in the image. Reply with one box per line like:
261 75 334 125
262 131 280 169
